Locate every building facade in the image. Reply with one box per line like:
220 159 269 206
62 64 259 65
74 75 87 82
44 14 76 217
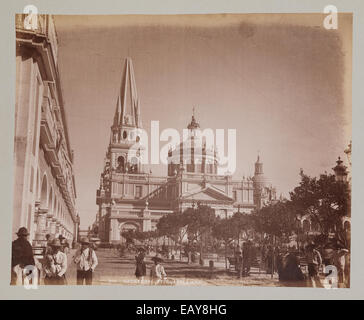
96 58 276 243
14 14 79 245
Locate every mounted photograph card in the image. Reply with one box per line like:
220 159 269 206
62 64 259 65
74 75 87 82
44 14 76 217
2 0 362 301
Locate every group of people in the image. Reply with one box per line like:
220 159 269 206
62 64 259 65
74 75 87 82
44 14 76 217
274 241 349 288
231 240 350 288
11 227 99 285
134 248 168 285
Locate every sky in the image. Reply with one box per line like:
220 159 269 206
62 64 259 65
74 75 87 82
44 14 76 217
53 14 352 229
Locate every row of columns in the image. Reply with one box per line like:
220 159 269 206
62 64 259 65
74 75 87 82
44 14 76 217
33 203 74 246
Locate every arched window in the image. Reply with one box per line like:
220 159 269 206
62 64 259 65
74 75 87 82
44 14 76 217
116 156 125 173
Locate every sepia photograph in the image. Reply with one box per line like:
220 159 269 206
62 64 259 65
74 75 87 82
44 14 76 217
11 11 352 289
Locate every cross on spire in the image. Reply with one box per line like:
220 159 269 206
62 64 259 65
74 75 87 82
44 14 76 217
187 106 200 130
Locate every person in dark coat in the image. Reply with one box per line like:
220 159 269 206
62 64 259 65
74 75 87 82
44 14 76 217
278 248 305 287
242 241 251 276
234 245 242 272
266 245 274 274
135 248 146 283
11 227 35 285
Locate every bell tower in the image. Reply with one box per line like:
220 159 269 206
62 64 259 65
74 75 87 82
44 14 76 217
96 58 149 243
108 57 144 174
253 154 267 209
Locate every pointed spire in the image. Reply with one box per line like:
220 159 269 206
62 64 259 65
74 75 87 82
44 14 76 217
113 96 121 127
254 152 264 175
256 150 261 163
187 107 200 130
113 57 141 128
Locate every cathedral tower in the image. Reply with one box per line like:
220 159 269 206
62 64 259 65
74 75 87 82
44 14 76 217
96 58 148 242
109 57 144 174
253 155 267 209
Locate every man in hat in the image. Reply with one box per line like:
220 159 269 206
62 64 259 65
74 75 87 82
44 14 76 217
73 237 98 285
44 234 54 256
11 227 35 285
150 254 166 285
43 238 67 285
58 235 69 254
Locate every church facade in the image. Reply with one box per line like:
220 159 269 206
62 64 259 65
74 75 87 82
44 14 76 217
95 58 276 243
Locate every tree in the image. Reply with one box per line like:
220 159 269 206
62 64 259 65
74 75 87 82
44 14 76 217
120 230 159 248
212 217 239 269
184 204 217 264
134 230 159 244
232 212 252 242
289 172 350 248
156 212 189 260
251 200 297 241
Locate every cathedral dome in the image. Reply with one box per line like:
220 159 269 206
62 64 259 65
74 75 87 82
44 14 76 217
167 113 218 176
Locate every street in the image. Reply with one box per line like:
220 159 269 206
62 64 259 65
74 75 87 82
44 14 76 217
64 248 281 286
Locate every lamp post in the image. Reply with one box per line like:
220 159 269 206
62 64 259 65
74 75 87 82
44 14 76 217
237 204 241 246
332 154 351 246
333 157 348 183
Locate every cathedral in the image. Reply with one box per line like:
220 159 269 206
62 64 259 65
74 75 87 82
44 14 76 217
95 58 277 243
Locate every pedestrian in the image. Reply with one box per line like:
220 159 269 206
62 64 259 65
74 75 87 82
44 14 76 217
276 246 286 280
58 235 68 254
73 237 98 285
234 244 242 272
63 239 70 254
242 241 251 276
260 245 267 270
44 234 54 255
43 239 67 285
305 243 323 288
11 227 36 285
278 246 305 287
333 243 349 288
161 243 168 257
45 234 51 246
322 241 335 268
150 254 166 285
236 250 243 279
266 245 274 274
135 248 146 283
